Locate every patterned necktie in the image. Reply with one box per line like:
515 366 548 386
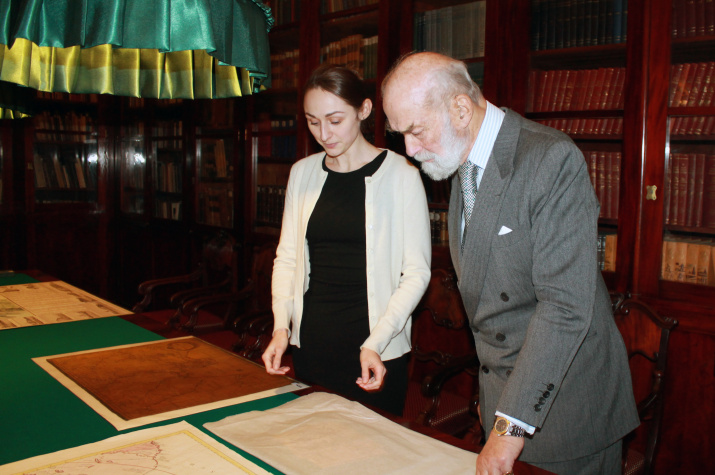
458 160 479 247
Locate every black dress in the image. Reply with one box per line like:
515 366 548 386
291 150 409 416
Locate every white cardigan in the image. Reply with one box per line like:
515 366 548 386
271 150 431 361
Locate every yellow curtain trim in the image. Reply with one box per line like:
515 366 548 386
0 38 251 99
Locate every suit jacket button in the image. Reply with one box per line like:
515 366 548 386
538 397 546 404
500 292 509 301
547 384 555 390
543 391 550 398
496 333 506 342
481 365 490 374
534 404 542 412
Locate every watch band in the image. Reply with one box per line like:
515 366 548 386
493 416 526 437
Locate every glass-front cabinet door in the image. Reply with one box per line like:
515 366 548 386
119 124 146 216
196 130 236 228
660 1 715 293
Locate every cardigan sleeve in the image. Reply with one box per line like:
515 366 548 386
271 162 301 336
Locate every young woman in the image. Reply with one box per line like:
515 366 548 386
261 64 431 415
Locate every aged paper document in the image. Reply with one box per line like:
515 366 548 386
0 421 271 475
34 337 307 430
0 281 130 330
205 392 478 475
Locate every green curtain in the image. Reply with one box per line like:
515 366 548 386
0 0 274 100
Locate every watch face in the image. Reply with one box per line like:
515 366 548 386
495 418 509 434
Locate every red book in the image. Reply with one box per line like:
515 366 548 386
599 68 616 109
698 62 715 107
704 154 715 227
672 62 693 107
693 154 706 227
669 63 685 107
706 0 715 35
561 70 576 111
547 70 564 112
703 116 715 134
535 70 551 112
686 62 708 106
606 67 623 109
686 0 698 37
589 68 608 110
664 159 673 225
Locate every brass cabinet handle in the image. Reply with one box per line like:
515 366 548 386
646 185 657 201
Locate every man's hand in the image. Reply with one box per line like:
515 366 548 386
261 329 290 375
475 432 524 475
356 348 386 392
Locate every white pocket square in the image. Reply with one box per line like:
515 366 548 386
498 226 512 236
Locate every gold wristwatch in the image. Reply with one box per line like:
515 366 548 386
493 416 526 437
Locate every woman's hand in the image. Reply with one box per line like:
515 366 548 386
356 348 386 392
262 329 291 375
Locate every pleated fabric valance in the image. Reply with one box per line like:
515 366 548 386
0 0 274 100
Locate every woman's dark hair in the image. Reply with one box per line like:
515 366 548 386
303 64 369 112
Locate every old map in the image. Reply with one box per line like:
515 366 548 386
0 281 129 330
0 421 271 475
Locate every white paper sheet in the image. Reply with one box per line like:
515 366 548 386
204 392 478 475
0 421 271 475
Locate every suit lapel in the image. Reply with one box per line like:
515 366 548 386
457 109 521 315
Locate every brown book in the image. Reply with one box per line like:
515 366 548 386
604 151 614 219
588 67 608 110
673 239 689 281
597 151 607 217
612 152 621 217
695 243 713 285
604 233 618 272
685 240 700 284
661 239 677 281
706 0 715 35
686 0 698 37
548 70 564 112
535 70 550 112
540 70 558 113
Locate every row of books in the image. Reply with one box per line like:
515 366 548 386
197 185 234 228
155 161 182 194
33 152 92 190
661 237 715 286
665 153 715 228
155 199 182 221
153 121 183 140
254 117 297 160
671 0 715 38
268 0 300 25
320 34 379 80
597 231 617 272
586 151 621 220
256 185 286 227
320 0 378 14
413 1 486 60
429 210 449 245
528 67 626 112
34 111 96 141
670 116 715 136
668 62 715 108
531 0 628 51
536 117 624 136
199 140 231 180
270 49 299 90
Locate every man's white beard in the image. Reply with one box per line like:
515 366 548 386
414 122 471 181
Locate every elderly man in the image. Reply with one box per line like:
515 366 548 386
382 52 638 475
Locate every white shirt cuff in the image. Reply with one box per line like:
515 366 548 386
495 411 536 435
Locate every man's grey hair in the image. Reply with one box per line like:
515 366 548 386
383 52 483 110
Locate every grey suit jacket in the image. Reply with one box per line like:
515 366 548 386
449 109 639 462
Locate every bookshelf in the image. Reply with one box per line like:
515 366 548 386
195 129 238 229
119 125 146 216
